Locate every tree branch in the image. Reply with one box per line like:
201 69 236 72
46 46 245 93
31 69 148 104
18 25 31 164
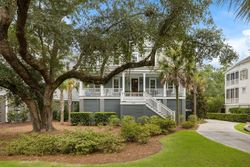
16 0 50 83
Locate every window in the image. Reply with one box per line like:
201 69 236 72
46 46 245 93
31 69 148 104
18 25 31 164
236 71 239 79
226 74 231 81
113 78 120 92
226 88 239 99
235 88 239 98
226 89 230 99
242 87 247 94
149 78 156 90
131 53 138 62
240 69 248 80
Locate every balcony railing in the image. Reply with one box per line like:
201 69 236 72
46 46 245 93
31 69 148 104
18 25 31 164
81 88 185 97
226 98 239 104
226 79 239 86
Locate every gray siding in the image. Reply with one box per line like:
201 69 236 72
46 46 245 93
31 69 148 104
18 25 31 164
83 99 100 112
167 99 186 118
121 105 156 118
104 99 120 116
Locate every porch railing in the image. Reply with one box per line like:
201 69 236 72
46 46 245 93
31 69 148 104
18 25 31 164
145 88 185 97
226 98 239 104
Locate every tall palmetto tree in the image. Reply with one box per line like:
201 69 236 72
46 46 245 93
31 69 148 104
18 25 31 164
58 81 67 125
66 79 76 123
160 44 192 125
186 71 206 117
218 0 250 22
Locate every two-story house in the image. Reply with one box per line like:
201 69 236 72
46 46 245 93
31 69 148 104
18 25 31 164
78 50 186 120
225 56 250 112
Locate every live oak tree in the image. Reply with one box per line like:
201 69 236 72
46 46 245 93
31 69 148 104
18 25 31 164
0 0 218 132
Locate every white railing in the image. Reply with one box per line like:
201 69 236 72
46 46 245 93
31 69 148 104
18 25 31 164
226 98 239 104
226 79 239 86
103 88 122 97
82 88 101 97
144 92 175 120
146 88 185 97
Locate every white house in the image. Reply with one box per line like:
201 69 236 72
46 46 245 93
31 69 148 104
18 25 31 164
225 56 250 112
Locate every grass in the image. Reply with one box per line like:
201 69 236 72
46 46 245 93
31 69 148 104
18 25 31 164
0 130 250 167
235 123 250 135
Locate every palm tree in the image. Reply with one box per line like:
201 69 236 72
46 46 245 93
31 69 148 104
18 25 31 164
66 79 76 123
218 0 250 22
160 45 192 125
58 82 67 124
186 72 206 117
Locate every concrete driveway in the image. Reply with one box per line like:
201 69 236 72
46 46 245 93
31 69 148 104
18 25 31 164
197 119 250 153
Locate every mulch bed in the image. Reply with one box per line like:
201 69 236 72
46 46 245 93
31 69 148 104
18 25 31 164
0 122 163 164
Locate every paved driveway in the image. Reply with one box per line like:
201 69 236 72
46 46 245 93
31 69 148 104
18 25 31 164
197 119 250 153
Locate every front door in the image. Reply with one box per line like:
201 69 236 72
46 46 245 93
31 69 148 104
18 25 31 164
131 78 139 92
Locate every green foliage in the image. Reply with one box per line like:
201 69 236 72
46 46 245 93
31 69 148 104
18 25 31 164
94 112 117 125
71 112 117 126
188 115 197 123
149 116 176 132
7 130 123 155
206 113 248 123
121 115 136 124
144 124 162 136
108 115 121 127
207 96 224 113
181 121 196 129
137 116 150 125
121 122 150 144
70 112 93 126
7 109 28 123
229 108 250 115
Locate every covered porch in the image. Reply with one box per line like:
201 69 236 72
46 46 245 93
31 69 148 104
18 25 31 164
79 71 186 98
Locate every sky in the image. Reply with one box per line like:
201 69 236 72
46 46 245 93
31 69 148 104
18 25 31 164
209 3 250 67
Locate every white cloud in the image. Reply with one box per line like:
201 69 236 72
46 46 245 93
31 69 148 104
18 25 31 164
227 29 250 61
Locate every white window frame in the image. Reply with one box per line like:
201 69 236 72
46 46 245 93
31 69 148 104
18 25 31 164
240 69 248 80
149 78 157 91
113 77 120 92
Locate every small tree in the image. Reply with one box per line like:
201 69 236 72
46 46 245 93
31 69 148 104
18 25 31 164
160 44 192 125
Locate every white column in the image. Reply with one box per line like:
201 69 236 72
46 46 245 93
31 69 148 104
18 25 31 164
100 84 104 96
79 81 83 96
163 82 166 97
143 73 146 92
122 72 125 93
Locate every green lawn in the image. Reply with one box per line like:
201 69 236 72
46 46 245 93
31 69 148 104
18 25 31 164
0 130 250 167
235 123 250 135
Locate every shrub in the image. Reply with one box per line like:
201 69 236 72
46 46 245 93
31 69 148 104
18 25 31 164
121 122 150 144
108 115 121 127
7 109 29 123
188 115 197 123
137 116 150 125
94 112 116 125
206 113 248 123
70 112 92 125
121 115 136 125
144 124 162 136
181 121 195 129
149 116 176 132
7 130 124 155
229 108 250 115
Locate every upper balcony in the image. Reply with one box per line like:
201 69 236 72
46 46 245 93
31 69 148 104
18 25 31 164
226 79 239 86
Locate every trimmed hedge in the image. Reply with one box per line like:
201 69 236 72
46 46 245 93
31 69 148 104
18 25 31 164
71 112 116 126
229 108 250 115
94 112 117 125
206 113 248 123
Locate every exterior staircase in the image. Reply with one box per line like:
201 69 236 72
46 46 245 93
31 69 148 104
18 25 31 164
120 92 175 120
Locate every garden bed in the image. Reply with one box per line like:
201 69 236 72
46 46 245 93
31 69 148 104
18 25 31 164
0 121 163 164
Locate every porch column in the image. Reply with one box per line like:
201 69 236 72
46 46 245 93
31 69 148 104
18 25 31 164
163 82 166 97
122 72 125 93
100 84 104 96
79 81 83 96
143 73 146 92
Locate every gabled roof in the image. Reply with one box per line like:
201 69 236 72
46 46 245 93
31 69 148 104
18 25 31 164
227 56 250 72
